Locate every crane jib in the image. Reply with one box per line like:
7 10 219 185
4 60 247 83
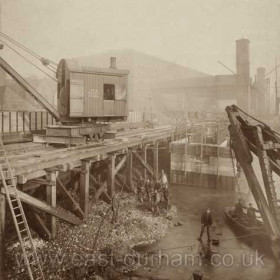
0 56 60 122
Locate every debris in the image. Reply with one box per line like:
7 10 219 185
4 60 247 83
211 238 220 246
5 193 176 280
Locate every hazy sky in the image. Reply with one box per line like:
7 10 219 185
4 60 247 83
1 0 280 78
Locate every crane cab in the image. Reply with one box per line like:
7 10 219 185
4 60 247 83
56 58 129 123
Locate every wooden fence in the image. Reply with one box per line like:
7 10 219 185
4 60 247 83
0 111 55 143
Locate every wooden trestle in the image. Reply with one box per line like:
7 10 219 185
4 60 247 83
0 126 185 279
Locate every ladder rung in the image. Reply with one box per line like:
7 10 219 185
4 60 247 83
13 206 20 210
19 228 27 233
15 213 22 218
18 221 25 225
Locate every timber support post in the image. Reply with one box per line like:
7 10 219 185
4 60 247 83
143 145 147 180
0 192 5 280
108 154 116 198
153 141 159 179
80 160 90 219
126 150 133 188
46 171 57 239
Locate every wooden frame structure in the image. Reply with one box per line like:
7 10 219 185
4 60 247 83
0 125 185 278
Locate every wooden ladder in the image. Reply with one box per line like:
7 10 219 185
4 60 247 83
0 136 45 280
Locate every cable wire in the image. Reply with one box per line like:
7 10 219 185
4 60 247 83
0 31 58 66
0 39 57 82
144 232 264 254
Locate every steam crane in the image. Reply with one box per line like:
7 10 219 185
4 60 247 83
226 105 280 262
0 32 129 144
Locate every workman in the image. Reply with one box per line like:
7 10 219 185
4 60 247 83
162 182 169 211
161 170 168 187
145 179 152 202
198 207 212 242
152 188 161 215
137 177 144 202
234 198 244 221
247 203 259 226
154 179 161 192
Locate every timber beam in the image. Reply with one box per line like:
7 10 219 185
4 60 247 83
1 186 82 225
126 150 133 188
80 160 90 218
108 154 116 197
94 181 111 203
114 154 127 176
132 150 156 178
45 164 67 172
115 173 131 192
90 175 111 203
57 178 85 219
153 141 159 178
46 171 57 239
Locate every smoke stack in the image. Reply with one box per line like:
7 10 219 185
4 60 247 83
110 57 117 69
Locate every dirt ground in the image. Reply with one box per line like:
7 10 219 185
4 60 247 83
4 192 176 280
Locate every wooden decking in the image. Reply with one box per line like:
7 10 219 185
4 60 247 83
5 126 175 183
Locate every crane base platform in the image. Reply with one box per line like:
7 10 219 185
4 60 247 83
33 124 116 146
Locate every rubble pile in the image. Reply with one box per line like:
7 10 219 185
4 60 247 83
5 193 176 280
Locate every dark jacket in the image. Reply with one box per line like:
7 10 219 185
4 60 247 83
201 211 212 226
247 207 258 218
235 202 243 214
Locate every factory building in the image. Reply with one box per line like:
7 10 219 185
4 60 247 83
76 49 206 114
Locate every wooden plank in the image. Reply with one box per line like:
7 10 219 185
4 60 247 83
1 186 82 225
57 178 84 219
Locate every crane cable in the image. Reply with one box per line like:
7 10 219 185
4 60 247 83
144 232 265 255
233 105 280 140
0 31 58 72
0 39 57 82
0 31 58 66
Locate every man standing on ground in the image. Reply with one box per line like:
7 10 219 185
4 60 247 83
198 207 212 242
145 179 152 202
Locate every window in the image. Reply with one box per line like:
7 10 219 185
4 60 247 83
103 84 115 100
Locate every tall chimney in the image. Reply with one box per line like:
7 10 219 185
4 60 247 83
236 38 250 113
110 57 117 69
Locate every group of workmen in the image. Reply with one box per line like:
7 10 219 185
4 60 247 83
135 170 170 215
234 198 259 226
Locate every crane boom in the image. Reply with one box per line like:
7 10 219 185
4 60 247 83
226 105 280 262
0 56 60 121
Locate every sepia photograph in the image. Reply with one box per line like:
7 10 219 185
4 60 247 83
0 0 280 279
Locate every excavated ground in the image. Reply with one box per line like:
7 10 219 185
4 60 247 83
4 192 177 280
